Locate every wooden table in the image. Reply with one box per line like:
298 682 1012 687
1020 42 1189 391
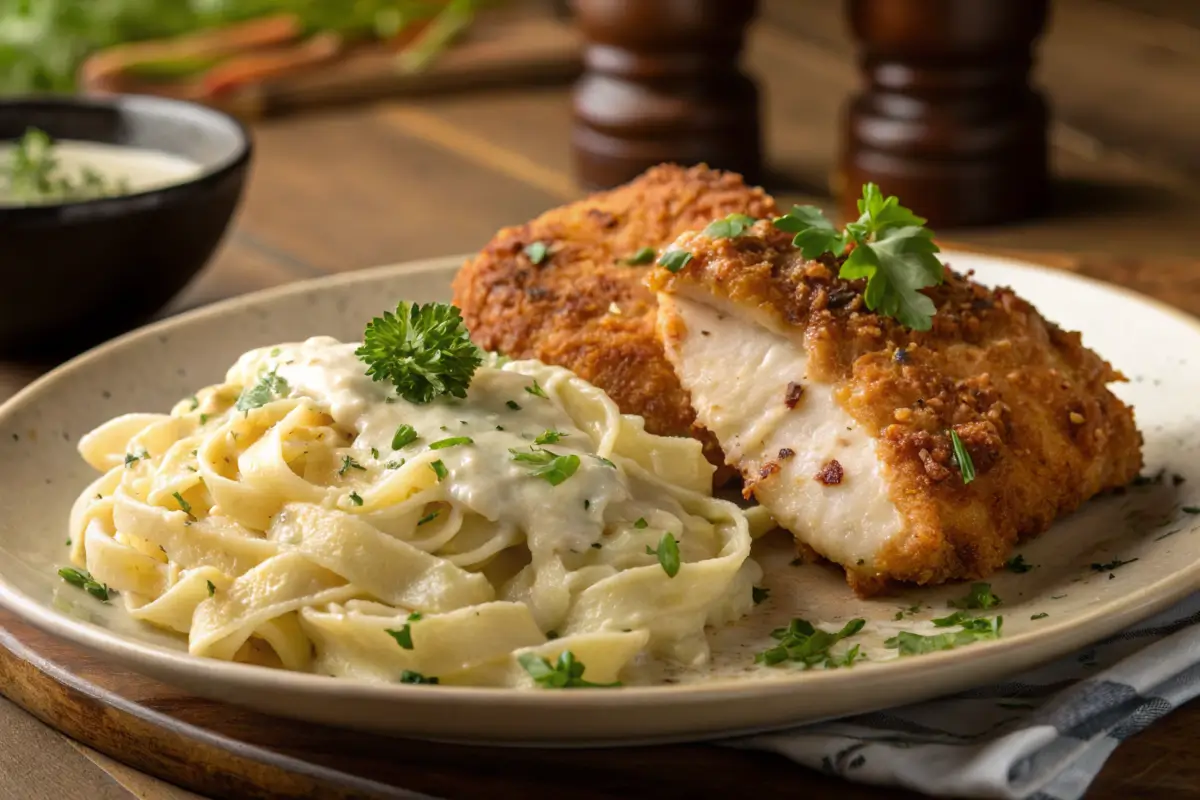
1 1 1199 797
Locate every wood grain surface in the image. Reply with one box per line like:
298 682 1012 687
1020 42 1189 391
1 2 1198 798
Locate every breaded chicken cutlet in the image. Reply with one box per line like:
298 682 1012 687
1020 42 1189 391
451 164 777 470
650 221 1143 596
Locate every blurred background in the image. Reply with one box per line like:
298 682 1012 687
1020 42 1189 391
1 0 1198 330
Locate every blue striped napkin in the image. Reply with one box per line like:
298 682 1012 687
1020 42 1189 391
727 592 1200 799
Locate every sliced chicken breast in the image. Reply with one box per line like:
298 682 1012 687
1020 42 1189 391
651 224 1143 595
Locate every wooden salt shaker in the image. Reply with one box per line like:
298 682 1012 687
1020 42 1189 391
840 0 1051 227
569 0 763 190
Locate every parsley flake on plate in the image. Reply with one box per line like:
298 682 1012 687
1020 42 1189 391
1005 554 1035 573
524 379 548 399
948 582 1001 610
755 618 866 668
772 184 944 330
58 567 111 602
429 460 448 482
1091 558 1138 572
356 302 483 405
886 616 1002 655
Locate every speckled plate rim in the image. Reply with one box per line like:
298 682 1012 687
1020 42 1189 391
0 251 1198 744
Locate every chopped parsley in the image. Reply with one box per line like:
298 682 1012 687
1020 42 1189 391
235 368 289 412
592 455 616 469
338 455 366 476
399 670 439 684
1005 555 1035 573
534 430 567 445
658 249 693 273
771 184 943 330
188 395 199 411
370 447 380 459
645 532 680 578
518 650 619 688
356 302 483 404
1183 506 1200 514
622 246 657 265
505 400 521 411
429 436 473 450
124 450 148 468
755 618 866 668
524 379 548 399
417 510 439 526
385 459 406 470
429 460 448 481
509 447 580 486
386 624 415 650
752 586 771 604
633 517 648 529
348 491 364 506
949 430 976 484
948 582 1001 610
206 580 216 597
703 213 757 239
524 241 549 265
392 424 418 450
172 491 194 519
1091 558 1138 572
1031 612 1049 620
57 567 111 602
886 616 1002 655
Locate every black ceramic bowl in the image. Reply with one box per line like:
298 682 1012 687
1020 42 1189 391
0 94 251 359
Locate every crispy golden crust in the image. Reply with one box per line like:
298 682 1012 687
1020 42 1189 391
652 223 1144 594
452 164 777 471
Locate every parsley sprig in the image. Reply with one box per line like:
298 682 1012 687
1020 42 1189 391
518 650 619 688
772 184 943 330
356 302 483 404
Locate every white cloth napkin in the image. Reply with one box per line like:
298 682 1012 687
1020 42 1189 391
726 592 1200 799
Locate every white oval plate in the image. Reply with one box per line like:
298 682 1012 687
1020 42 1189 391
1 252 1198 746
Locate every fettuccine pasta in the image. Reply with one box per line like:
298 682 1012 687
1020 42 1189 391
68 337 761 687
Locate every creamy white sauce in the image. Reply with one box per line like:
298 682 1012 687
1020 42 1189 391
229 338 647 566
0 139 202 205
658 295 904 568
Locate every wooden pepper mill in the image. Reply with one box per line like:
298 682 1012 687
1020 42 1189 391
569 0 763 190
840 0 1051 227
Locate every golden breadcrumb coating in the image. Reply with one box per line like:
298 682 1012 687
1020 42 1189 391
452 164 777 470
650 222 1144 594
